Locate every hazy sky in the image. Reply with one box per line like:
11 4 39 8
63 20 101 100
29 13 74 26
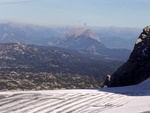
0 0 150 28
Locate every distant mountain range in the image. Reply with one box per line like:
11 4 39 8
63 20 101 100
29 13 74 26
0 23 132 61
0 23 141 50
0 23 64 46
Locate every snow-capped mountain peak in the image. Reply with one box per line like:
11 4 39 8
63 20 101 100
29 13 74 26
55 28 105 51
60 28 100 42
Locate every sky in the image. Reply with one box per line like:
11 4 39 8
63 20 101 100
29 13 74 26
0 0 150 28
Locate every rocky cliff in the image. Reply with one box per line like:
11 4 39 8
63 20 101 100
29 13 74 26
105 26 150 87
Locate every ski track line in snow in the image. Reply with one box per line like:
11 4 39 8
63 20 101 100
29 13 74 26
44 93 107 113
61 93 116 113
72 94 131 113
0 91 134 113
1 93 76 113
32 93 94 113
25 93 85 113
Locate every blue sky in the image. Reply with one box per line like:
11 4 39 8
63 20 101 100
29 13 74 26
0 0 150 28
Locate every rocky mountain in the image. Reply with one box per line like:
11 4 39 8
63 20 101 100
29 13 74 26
55 28 131 61
0 43 123 90
105 26 150 87
55 28 105 50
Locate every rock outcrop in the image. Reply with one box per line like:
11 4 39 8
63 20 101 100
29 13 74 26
106 26 150 87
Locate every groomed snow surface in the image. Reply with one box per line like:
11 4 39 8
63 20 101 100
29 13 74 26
0 78 150 113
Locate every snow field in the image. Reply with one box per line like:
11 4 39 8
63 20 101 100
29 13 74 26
0 78 149 113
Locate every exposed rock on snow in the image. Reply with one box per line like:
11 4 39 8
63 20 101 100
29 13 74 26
103 74 111 88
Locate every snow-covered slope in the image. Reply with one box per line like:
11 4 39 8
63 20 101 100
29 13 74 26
0 78 150 113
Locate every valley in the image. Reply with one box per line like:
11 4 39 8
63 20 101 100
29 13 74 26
0 43 123 90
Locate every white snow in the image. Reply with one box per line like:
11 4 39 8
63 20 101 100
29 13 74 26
0 78 150 113
136 38 142 44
